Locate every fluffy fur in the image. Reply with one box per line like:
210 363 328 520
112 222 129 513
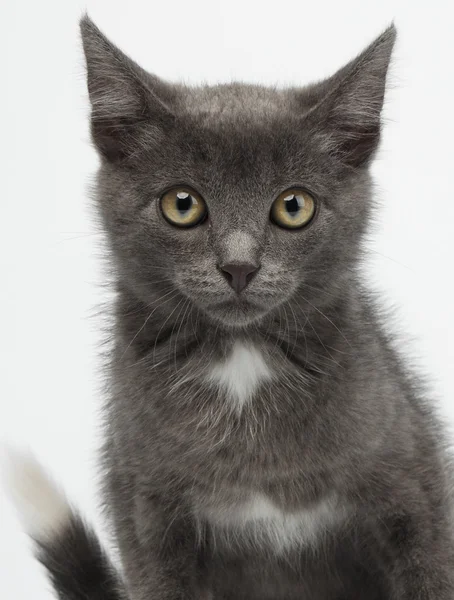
8 15 454 600
4 450 71 544
5 451 126 600
207 342 273 409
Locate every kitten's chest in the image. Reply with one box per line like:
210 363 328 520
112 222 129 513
161 339 319 479
204 340 274 409
190 343 350 551
194 490 348 554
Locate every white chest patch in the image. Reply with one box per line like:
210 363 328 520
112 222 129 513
197 493 347 554
206 342 272 409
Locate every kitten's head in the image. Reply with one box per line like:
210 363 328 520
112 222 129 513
81 17 395 328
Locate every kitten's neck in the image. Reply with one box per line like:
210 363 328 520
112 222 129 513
114 281 357 374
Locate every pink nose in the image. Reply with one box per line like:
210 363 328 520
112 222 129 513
219 262 259 294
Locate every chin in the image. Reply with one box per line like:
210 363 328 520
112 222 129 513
205 299 269 328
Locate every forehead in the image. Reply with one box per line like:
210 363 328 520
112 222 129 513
168 84 306 181
142 82 332 205
181 83 295 124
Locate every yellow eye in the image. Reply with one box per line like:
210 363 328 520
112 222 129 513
160 187 207 228
270 188 316 229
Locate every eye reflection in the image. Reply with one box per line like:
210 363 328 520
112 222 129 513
271 188 315 229
160 187 207 228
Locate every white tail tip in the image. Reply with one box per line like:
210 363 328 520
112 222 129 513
2 447 71 543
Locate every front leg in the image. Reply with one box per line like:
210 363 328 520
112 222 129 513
375 510 454 599
114 494 210 600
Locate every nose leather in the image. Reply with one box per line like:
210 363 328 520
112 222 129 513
220 262 259 294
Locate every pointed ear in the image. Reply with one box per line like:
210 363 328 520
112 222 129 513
304 25 396 168
80 16 176 162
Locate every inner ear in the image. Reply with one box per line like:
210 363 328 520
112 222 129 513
299 26 396 168
80 16 177 163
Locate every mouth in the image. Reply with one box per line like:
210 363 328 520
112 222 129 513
206 297 268 327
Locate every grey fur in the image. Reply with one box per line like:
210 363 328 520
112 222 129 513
36 15 454 600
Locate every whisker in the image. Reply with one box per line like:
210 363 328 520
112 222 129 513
153 297 186 364
286 301 301 358
300 294 352 348
293 303 342 369
119 288 179 360
365 248 412 271
172 298 192 372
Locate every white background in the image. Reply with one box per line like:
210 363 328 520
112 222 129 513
1 0 453 597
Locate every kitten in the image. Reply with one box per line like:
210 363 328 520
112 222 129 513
8 15 454 600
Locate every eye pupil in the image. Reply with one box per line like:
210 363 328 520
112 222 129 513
176 192 192 215
285 195 300 216
271 188 315 229
161 188 206 228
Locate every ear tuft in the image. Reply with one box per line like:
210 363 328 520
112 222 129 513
307 25 396 168
80 16 174 162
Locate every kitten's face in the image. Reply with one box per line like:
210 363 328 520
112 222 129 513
82 19 394 328
101 94 366 327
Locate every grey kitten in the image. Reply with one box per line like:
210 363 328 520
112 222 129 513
11 15 454 600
